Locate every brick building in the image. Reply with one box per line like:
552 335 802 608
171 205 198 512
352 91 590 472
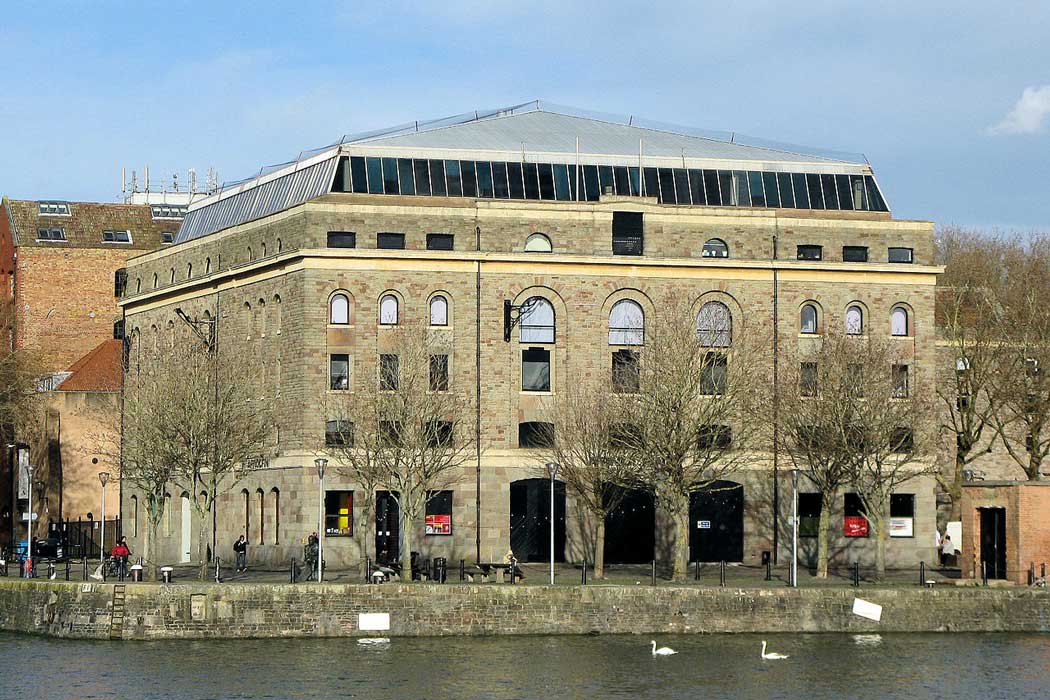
960 481 1050 584
118 103 941 571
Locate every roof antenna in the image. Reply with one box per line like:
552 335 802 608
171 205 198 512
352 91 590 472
629 115 634 126
730 132 736 144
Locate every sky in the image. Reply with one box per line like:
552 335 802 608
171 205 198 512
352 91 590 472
1 1 1047 230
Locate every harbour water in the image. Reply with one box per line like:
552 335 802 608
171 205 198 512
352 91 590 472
1 631 1048 699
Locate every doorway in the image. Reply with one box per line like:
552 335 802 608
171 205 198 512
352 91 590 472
979 507 1007 579
510 478 565 563
375 491 400 566
180 494 192 563
603 486 655 564
689 480 744 562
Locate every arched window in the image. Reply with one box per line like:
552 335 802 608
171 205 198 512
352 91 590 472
242 489 250 538
258 299 267 337
273 294 282 334
697 301 732 347
244 301 252 338
152 273 158 289
524 233 552 253
609 299 644 345
800 304 819 335
379 294 399 325
891 307 909 337
520 297 555 343
135 278 141 293
845 305 863 335
277 238 283 253
169 268 175 284
256 489 265 545
430 296 449 326
187 262 193 279
205 257 212 275
702 238 729 258
271 487 280 545
130 495 138 537
330 293 349 325
247 247 254 262
261 242 267 257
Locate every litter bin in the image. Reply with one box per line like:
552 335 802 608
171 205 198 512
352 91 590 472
130 564 143 582
433 557 447 583
160 566 173 583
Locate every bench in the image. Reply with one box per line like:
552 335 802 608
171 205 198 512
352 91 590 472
475 562 524 583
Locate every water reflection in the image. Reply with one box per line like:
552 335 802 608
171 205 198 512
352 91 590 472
0 632 1047 700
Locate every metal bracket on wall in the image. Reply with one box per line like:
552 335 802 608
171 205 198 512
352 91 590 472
503 298 541 342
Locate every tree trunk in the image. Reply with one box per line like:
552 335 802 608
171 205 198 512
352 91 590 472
816 504 831 579
873 517 888 580
196 506 209 581
359 501 373 578
400 509 414 582
671 503 690 582
594 517 606 580
950 451 965 520
144 515 159 582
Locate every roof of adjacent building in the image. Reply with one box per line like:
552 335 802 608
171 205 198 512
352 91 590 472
1 197 179 249
56 339 123 392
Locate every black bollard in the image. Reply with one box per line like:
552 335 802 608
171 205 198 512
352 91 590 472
852 562 860 587
765 559 772 582
694 560 700 582
65 560 70 581
581 560 587 585
82 557 88 581
101 558 106 582
1030 562 1036 586
720 561 726 587
920 561 926 586
982 561 988 587
651 559 657 586
289 558 296 583
1043 563 1047 581
459 559 466 582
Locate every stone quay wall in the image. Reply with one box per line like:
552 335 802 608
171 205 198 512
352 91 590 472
2 580 1049 640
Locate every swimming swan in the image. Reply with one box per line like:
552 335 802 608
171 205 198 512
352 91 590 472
761 641 788 659
651 640 677 656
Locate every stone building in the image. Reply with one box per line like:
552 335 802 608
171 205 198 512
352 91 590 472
118 103 941 571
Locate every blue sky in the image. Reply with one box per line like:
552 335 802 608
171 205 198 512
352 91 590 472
1 1 1047 229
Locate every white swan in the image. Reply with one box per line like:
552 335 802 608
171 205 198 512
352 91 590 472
760 641 788 660
357 637 390 645
651 640 677 656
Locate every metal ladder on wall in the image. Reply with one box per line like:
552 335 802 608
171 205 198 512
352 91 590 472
108 584 126 640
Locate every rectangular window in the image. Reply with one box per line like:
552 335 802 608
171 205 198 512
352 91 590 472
380 354 399 391
642 168 660 199
798 493 822 537
351 156 368 193
612 211 644 256
161 232 175 244
553 164 571 201
39 201 70 216
613 166 631 196
800 362 818 397
518 421 554 448
718 171 734 206
821 174 839 209
842 245 868 262
891 427 914 453
522 347 551 392
538 163 556 200
491 162 510 198
102 229 131 243
777 172 795 208
703 170 721 205
700 352 727 395
697 425 731 449
612 349 640 394
412 159 431 196
377 232 405 250
425 490 453 535
673 169 692 204
380 420 403 447
762 172 781 207
843 493 868 537
366 157 384 194
658 168 676 204
523 163 541 200
327 231 356 248
382 157 400 194
597 165 614 198
475 161 494 198
397 158 415 195
890 494 915 537
36 228 67 241
430 354 449 391
507 162 525 199
325 420 353 447
329 354 350 391
444 160 463 197
797 245 823 261
734 171 751 207
888 247 914 264
892 364 909 398
429 160 447 196
581 165 599 201
689 169 706 205
460 161 478 197
426 233 454 251
324 491 353 536
426 420 454 447
791 173 810 209
806 173 825 209
748 171 765 207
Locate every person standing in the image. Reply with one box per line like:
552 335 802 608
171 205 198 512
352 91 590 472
940 534 953 567
233 535 248 573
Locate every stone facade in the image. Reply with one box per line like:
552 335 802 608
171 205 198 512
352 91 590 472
119 194 940 571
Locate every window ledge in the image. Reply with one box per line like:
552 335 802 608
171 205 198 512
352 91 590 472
521 390 554 396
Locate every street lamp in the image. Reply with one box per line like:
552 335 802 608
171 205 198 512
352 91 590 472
545 461 559 586
314 458 328 583
99 472 110 563
25 464 35 578
790 468 799 588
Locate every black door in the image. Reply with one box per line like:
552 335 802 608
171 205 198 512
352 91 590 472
690 481 744 562
603 486 655 564
375 491 400 565
979 507 1007 579
510 479 565 563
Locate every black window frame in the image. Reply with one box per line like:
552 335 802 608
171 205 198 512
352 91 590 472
842 245 868 263
379 353 400 391
700 352 728 396
324 490 354 536
521 347 551 392
377 232 406 250
518 421 555 448
329 354 350 391
324 420 354 447
426 233 454 251
429 353 449 392
327 231 357 248
797 245 823 261
612 349 640 394
888 247 914 264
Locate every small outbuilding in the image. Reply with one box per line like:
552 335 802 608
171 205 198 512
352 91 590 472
960 481 1050 585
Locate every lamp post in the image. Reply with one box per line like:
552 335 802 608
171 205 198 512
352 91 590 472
790 468 799 588
545 461 559 586
314 458 328 583
25 464 35 577
99 472 110 563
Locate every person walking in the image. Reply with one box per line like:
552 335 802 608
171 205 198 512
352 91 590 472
233 535 248 573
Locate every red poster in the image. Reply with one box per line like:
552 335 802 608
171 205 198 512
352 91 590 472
843 516 869 537
425 514 451 535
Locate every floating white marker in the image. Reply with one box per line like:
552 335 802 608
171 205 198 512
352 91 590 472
359 612 391 631
852 598 882 622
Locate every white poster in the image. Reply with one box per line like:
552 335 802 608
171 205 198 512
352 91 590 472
852 598 883 622
16 448 30 500
889 517 914 538
359 613 390 631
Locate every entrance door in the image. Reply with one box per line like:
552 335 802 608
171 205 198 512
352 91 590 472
690 481 744 562
375 491 400 565
603 486 655 564
510 479 565 563
979 507 1007 579
180 495 192 563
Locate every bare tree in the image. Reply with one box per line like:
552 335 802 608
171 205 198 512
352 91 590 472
844 335 938 578
935 226 1008 514
540 382 634 579
615 300 770 581
0 298 46 456
326 325 475 578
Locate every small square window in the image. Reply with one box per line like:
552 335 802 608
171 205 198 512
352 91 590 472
888 247 914 263
522 347 551 392
161 232 174 244
329 354 350 390
426 233 454 251
325 420 353 447
426 420 453 447
377 232 406 250
612 349 640 393
39 201 70 216
518 421 554 448
697 425 731 449
36 227 66 241
327 231 356 248
103 229 132 243
842 246 868 262
429 354 449 391
797 245 823 261
324 491 353 536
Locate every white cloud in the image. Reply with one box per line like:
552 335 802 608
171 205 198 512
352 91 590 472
990 85 1050 134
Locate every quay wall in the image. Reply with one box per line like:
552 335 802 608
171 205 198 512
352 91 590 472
1 580 1049 640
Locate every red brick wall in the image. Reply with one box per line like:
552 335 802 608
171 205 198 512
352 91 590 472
961 483 1050 584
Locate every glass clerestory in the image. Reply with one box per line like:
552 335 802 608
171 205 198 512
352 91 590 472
331 156 888 212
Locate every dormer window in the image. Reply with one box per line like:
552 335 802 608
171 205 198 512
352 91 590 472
38 201 70 216
161 232 174 244
36 227 67 241
103 229 132 244
150 204 187 220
